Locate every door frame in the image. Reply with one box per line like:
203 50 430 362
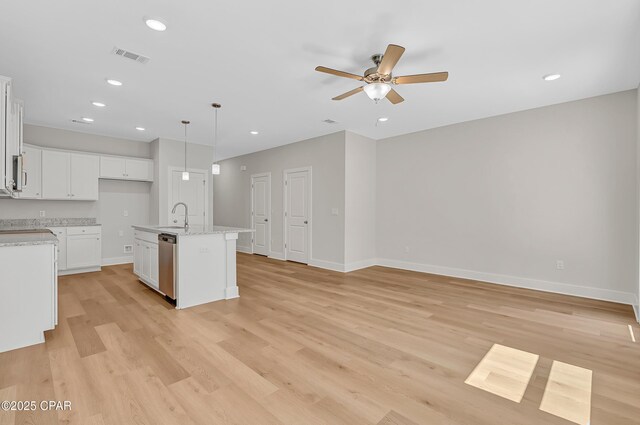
283 166 312 263
167 166 209 226
251 172 271 256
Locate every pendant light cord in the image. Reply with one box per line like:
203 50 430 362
184 122 188 172
213 107 218 164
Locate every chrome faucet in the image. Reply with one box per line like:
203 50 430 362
172 202 189 229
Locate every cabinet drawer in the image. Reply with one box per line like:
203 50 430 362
67 226 101 236
134 230 159 244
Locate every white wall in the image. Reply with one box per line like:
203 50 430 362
344 131 377 270
376 90 638 304
213 131 346 266
0 124 152 264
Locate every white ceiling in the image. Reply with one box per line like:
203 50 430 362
1 0 639 160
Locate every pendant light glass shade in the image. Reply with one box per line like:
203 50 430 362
363 83 391 101
181 120 190 181
211 103 221 175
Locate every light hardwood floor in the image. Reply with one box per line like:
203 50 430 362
1 253 639 424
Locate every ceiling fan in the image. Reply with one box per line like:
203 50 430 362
315 44 448 104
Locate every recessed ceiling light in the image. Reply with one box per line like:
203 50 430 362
250 131 259 135
543 74 561 81
91 101 106 107
378 117 389 122
135 127 146 131
81 117 94 122
144 17 167 31
106 79 122 86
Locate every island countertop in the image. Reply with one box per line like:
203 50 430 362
132 224 253 236
0 230 58 247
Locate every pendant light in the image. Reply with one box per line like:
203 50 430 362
181 120 190 181
211 103 221 175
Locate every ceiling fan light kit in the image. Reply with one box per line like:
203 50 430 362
316 44 448 105
363 83 391 102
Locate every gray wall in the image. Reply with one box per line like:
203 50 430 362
376 90 638 303
152 138 214 226
0 124 152 263
637 86 640 317
213 131 346 266
344 131 377 267
24 124 151 158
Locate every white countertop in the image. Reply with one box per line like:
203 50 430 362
133 224 253 236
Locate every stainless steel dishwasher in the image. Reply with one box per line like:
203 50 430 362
158 234 176 299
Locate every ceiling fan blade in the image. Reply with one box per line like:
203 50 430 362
315 66 363 81
377 44 405 75
332 86 364 100
386 88 404 104
394 72 449 85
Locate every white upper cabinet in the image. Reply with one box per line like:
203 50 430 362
42 150 70 199
70 153 99 200
100 156 153 181
124 158 153 181
99 156 126 179
41 150 99 200
19 145 42 199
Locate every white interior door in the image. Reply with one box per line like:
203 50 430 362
251 174 271 256
285 168 310 263
170 169 207 226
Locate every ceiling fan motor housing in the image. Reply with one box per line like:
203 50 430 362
364 54 393 84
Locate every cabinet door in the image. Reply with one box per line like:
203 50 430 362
148 243 159 289
67 234 101 269
42 150 70 199
125 159 152 181
48 228 67 271
141 241 151 280
133 240 143 276
20 146 42 199
100 156 126 179
70 153 99 200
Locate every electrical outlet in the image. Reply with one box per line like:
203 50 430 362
331 208 339 216
123 245 132 254
39 210 45 217
556 260 565 270
240 165 247 171
123 210 129 217
118 230 124 237
199 247 210 253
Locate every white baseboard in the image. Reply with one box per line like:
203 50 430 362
308 258 347 272
377 258 636 305
633 295 640 324
58 266 101 276
268 251 286 261
236 245 253 254
102 256 133 266
344 258 378 273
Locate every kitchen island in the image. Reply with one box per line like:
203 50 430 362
132 225 253 309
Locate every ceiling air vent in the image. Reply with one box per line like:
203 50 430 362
111 46 150 64
323 119 338 124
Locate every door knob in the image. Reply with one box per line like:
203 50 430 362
304 220 308 224
173 219 178 223
264 219 268 222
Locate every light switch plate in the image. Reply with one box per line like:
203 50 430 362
123 210 129 217
331 208 339 216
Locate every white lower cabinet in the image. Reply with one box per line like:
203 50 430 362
48 227 67 270
133 231 159 291
49 226 101 274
